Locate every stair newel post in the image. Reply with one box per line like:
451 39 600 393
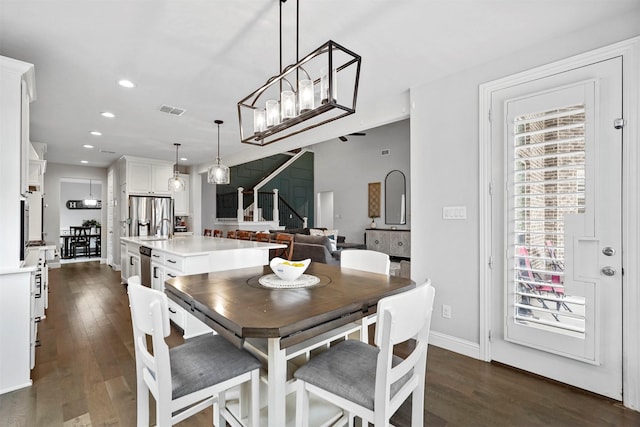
273 189 280 225
253 188 259 222
303 217 308 228
237 187 244 222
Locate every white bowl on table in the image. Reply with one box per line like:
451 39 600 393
269 257 311 282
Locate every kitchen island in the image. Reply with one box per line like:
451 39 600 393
121 235 285 337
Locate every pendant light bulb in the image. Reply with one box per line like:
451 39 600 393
169 143 185 192
208 120 230 185
84 179 98 206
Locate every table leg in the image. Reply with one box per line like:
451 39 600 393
267 337 287 427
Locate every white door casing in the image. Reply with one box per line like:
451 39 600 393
490 57 622 399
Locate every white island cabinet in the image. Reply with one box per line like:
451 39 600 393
122 235 285 338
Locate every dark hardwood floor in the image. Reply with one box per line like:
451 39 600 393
1 261 639 426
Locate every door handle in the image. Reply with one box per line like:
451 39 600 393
601 266 616 276
602 247 615 256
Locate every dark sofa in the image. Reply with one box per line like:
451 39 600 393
290 234 341 265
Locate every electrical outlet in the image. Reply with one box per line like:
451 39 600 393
442 304 452 319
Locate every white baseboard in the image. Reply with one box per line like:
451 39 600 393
429 331 481 360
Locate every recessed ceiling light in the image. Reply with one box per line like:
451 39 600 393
83 144 94 149
100 111 115 118
180 157 187 161
89 131 102 136
81 160 89 164
118 79 135 88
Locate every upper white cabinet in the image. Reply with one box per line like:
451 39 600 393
124 157 173 195
0 55 35 267
173 174 190 216
28 159 46 190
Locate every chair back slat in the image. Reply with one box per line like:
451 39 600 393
374 281 435 424
341 249 390 275
237 230 253 240
274 233 294 260
127 278 173 407
375 280 434 346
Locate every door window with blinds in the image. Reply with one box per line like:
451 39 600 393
511 104 586 339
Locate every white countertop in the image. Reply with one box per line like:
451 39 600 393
121 235 285 257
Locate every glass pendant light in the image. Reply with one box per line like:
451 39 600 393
168 143 185 191
208 120 230 185
84 179 98 206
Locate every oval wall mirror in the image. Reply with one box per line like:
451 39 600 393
385 170 406 225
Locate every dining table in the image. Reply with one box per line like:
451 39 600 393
164 262 415 426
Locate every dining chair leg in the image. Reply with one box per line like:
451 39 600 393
136 375 149 427
411 382 425 427
295 380 310 427
216 391 226 427
250 370 260 426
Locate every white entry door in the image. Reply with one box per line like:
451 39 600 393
489 57 622 399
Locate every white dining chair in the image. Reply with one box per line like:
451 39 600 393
340 249 391 275
340 249 391 342
294 280 435 427
127 276 261 427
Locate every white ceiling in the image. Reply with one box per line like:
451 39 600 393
1 0 638 169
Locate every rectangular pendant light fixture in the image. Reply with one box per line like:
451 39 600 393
238 40 361 147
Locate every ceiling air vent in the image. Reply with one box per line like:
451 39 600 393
159 104 186 116
381 149 391 156
100 149 116 154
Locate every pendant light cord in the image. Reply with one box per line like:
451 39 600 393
214 119 224 164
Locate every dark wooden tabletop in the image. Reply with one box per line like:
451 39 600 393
165 262 415 348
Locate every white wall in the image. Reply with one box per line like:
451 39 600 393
43 163 108 259
410 11 640 349
312 119 410 244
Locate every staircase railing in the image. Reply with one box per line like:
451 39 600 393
216 188 307 229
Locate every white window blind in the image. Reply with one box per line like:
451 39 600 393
511 104 586 338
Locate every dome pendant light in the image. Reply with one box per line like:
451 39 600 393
84 179 98 207
168 143 185 192
208 120 230 185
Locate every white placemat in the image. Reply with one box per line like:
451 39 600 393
258 274 321 289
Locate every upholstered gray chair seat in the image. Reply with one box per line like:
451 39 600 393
294 340 409 410
170 335 261 400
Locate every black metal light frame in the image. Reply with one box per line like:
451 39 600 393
237 1 361 147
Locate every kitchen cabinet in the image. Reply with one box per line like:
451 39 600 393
27 190 43 242
120 242 127 283
121 241 140 283
173 173 190 216
0 55 35 266
0 246 50 395
366 229 411 259
126 159 173 195
127 247 140 282
143 246 211 337
28 159 46 190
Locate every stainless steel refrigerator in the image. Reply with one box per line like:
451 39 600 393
128 196 173 237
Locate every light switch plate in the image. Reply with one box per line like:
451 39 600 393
442 206 467 220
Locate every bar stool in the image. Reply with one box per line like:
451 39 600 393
127 276 261 426
294 281 435 427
